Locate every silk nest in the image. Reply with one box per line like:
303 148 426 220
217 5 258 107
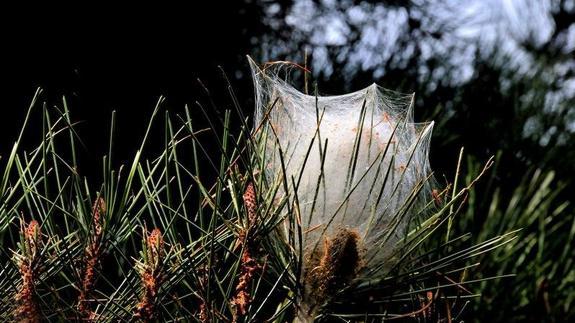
250 59 435 271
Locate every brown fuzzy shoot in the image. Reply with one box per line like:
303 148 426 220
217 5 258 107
196 264 211 323
231 182 262 321
199 301 209 323
301 228 364 319
243 182 257 225
77 197 106 319
232 247 261 318
14 220 41 323
134 228 165 322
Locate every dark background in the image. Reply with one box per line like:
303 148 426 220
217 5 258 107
0 3 263 183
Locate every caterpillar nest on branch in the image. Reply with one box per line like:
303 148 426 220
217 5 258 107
249 58 435 289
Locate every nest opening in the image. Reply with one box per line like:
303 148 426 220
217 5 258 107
303 227 364 308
